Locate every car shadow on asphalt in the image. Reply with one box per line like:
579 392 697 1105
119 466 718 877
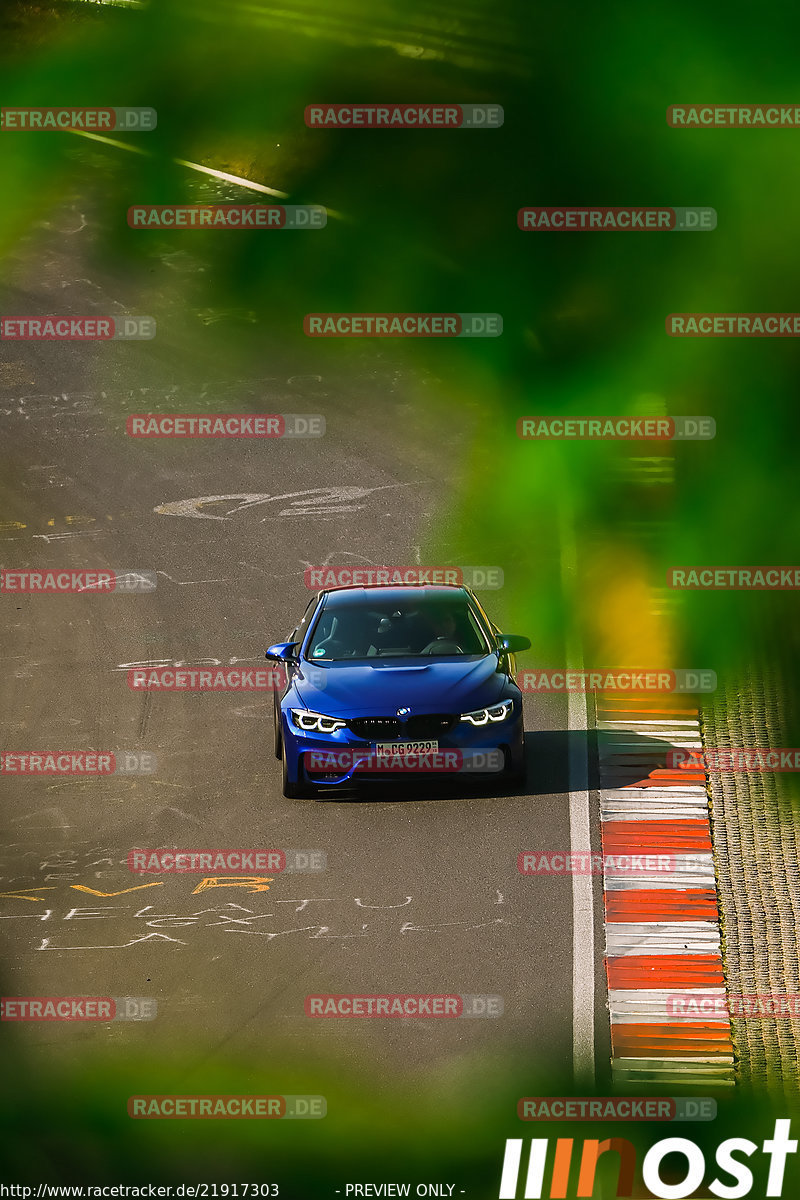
309 725 690 802
310 728 611 802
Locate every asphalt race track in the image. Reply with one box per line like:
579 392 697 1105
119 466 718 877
0 187 606 1162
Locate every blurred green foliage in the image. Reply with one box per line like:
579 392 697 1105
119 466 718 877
1 1037 799 1191
4 0 799 722
3 0 800 710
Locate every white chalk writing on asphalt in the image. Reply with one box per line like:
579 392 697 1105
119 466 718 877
154 485 408 520
0 894 514 951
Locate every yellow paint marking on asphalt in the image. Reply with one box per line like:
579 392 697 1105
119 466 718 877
192 876 274 895
71 883 164 897
0 888 57 902
3 513 130 532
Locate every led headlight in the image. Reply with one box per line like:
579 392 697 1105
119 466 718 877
290 708 347 734
460 699 514 726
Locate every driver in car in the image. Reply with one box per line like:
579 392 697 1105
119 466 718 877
419 607 460 652
430 609 457 639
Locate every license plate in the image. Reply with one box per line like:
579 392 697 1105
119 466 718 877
374 740 439 758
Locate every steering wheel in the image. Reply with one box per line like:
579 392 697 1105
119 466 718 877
421 637 464 655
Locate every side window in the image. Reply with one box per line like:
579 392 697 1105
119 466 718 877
291 597 319 650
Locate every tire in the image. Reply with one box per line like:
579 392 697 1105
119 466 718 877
282 743 314 799
273 699 283 759
505 740 527 786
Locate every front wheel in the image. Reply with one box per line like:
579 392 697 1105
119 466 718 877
504 740 527 787
273 699 283 759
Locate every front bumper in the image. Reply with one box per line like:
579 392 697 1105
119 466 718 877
281 708 524 787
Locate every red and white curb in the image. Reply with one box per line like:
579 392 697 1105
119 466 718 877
597 695 735 1087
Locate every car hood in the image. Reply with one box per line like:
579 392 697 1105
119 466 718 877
292 656 507 717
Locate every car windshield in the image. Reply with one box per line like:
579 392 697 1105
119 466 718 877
306 596 490 660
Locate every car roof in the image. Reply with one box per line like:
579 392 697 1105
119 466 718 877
322 584 470 607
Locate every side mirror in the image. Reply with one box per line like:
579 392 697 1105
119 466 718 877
497 634 531 654
265 641 299 662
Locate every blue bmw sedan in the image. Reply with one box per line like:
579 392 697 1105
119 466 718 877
266 584 530 798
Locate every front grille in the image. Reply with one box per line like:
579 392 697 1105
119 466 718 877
347 717 400 739
346 714 456 740
406 714 457 738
